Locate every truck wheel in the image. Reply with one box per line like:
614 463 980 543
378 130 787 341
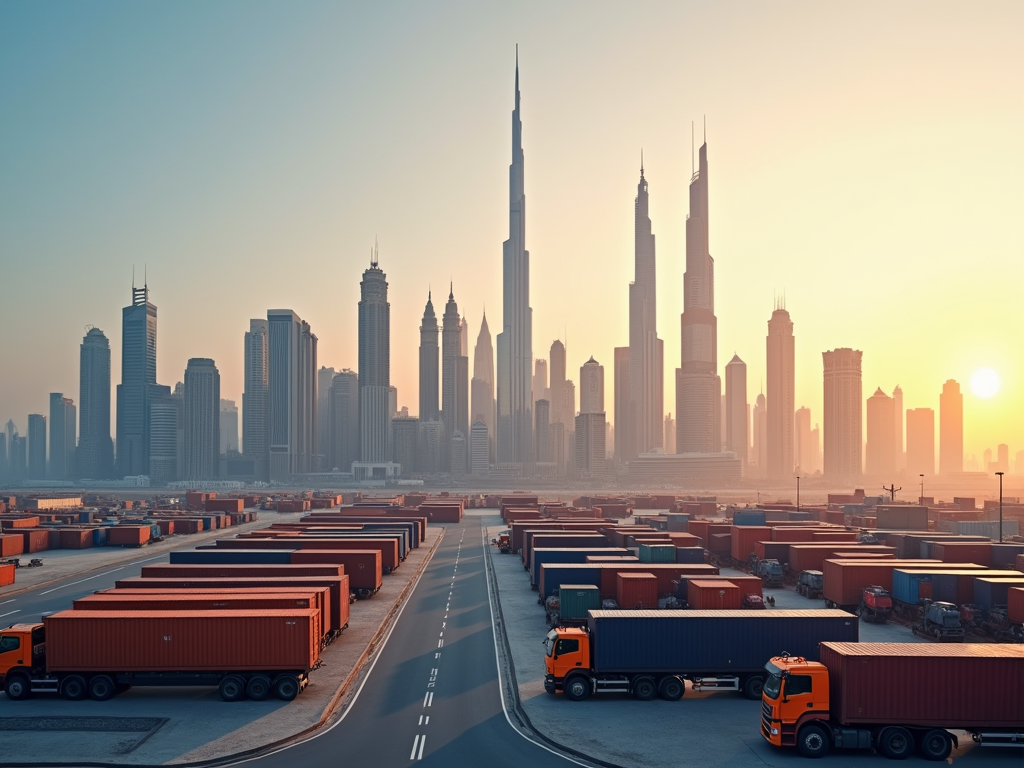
88 675 116 701
246 675 271 701
657 676 684 701
797 724 830 758
61 675 88 701
633 676 657 701
879 727 914 759
272 675 300 701
917 730 951 761
742 675 765 700
563 676 591 701
219 675 246 702
4 674 31 701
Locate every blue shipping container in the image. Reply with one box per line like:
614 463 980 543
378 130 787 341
892 569 933 605
733 511 767 526
973 577 1024 609
169 549 296 565
531 548 630 586
675 547 705 564
990 544 1024 569
586 610 859 673
539 564 604 599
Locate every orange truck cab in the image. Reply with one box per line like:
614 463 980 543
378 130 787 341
0 624 49 699
760 655 836 753
543 627 591 698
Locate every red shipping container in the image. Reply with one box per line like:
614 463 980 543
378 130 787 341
788 544 897 573
932 542 993 568
1008 587 1024 623
810 531 859 542
595 563 720 599
0 562 14 587
687 520 711 546
664 533 700 547
687 579 741 609
707 533 731 554
289 550 383 593
821 559 973 608
59 529 94 549
0 534 24 557
616 572 658 609
21 529 49 553
156 520 176 536
2 517 41 529
44 609 320 672
216 537 400 572
730 526 772 560
107 526 151 547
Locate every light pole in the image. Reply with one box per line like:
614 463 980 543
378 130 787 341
996 471 1004 543
796 476 801 514
919 474 924 503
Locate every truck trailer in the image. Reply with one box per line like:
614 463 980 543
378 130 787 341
0 610 321 702
761 642 1024 760
544 609 858 702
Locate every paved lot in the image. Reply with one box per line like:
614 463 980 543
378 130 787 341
485 513 1023 767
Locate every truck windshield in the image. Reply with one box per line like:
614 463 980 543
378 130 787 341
544 629 557 657
762 663 783 699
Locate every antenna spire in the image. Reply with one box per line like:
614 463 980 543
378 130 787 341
640 148 644 177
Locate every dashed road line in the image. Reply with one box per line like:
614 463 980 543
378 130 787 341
423 691 434 707
0 609 20 619
409 734 426 760
39 567 125 595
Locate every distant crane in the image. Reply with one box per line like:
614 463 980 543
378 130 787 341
882 484 901 502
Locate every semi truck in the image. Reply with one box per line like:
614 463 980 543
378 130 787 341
544 609 858 702
761 642 1024 760
0 609 321 702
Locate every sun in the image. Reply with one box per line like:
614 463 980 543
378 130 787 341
969 367 1001 399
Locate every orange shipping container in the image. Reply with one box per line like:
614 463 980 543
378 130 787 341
59 529 94 549
787 544 897 573
1008 587 1024 624
20 529 49 553
810 531 859 542
0 562 14 587
107 526 151 547
730 526 772 560
687 579 741 609
931 542 993 568
0 533 24 557
2 517 41 529
615 572 658 609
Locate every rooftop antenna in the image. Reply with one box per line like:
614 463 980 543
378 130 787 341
640 148 644 177
882 484 901 502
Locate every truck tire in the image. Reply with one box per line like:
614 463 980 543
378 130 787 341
563 676 590 701
796 724 830 758
219 675 246 702
272 675 300 701
61 675 87 701
88 675 116 701
657 676 684 701
917 730 951 761
879 727 914 759
3 674 31 701
246 675 271 701
633 676 657 701
742 675 765 700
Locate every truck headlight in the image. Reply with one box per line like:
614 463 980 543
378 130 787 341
770 728 779 736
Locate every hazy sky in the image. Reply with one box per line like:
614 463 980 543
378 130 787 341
2 2 1022 464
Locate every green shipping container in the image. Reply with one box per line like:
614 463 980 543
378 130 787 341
559 584 601 620
639 544 677 564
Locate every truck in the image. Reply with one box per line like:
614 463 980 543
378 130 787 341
796 570 823 599
544 609 858 702
754 559 784 588
0 609 320 703
761 642 1024 760
857 586 892 623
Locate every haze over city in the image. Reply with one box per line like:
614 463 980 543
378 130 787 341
2 1 1022 481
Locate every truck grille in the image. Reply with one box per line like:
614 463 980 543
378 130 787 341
760 701 773 739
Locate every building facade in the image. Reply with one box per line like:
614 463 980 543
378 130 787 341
823 348 863 481
48 393 76 480
357 255 392 466
419 292 440 423
78 327 113 479
470 313 495 463
724 354 747 468
906 407 935 477
116 283 157 478
865 387 896 479
267 310 317 482
766 306 795 479
183 358 220 480
243 319 269 478
27 414 46 480
939 379 963 476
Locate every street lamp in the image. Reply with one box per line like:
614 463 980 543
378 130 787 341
919 474 924 504
996 471 1005 543
796 476 801 514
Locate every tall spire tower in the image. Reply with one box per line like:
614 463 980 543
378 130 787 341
675 135 720 453
496 47 534 470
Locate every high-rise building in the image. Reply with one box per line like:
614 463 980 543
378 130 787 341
725 354 747 468
315 367 337 469
663 414 676 454
676 137 720 454
795 406 813 475
219 399 238 455
533 359 548 406
417 420 445 475
613 347 630 462
442 287 466 460
997 443 1009 474
243 319 269 477
116 282 158 478
823 348 863 481
470 313 495 463
535 399 550 464
27 414 46 480
78 327 113 479
148 385 177 485
329 370 359 473
357 254 391 465
496 52 533 470
752 392 767 476
48 393 76 480
267 310 317 482
810 424 821 474
575 412 607 478
392 416 419 475
627 157 664 461
549 340 566 427
865 387 896 479
906 408 934 477
419 292 440 423
470 420 489 475
580 358 604 415
766 306 795 479
0 432 7 483
939 380 963 476
460 317 469 358
183 359 220 480
893 385 904 470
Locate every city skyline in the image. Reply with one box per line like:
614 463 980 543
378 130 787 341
2 3 1022 465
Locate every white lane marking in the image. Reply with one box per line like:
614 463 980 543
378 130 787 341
434 652 441 659
424 715 430 725
39 567 124 595
437 638 444 647
128 554 167 564
439 632 443 638
425 691 434 706
0 610 20 619
418 714 424 725
417 735 426 759
422 691 430 708
442 621 446 629
409 735 421 760
0 599 15 606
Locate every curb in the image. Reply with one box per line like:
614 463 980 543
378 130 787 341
0 528 447 768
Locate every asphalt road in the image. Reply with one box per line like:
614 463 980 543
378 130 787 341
245 517 582 768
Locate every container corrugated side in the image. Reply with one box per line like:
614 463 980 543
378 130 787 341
215 537 400 570
531 547 630 586
616 573 658 609
973 577 1024 609
289 550 383 591
170 549 295 565
1008 587 1024 623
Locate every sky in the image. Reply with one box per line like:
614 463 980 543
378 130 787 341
1 1 1022 465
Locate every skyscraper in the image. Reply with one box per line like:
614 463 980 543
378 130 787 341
329 370 359 473
533 359 548 406
613 346 631 462
392 416 418 475
442 287 465 461
724 354 747 468
580 357 605 415
315 367 337 469
939 379 963 476
48 393 76 480
823 348 863 481
148 385 177 485
906 407 934 477
470 313 495 462
460 317 469 358
219 399 238 455
752 392 767 476
419 292 440 423
496 51 533 470
893 385 904 470
865 387 896 478
116 282 157 477
27 414 46 480
627 157 664 461
183 358 220 480
676 136 720 454
549 340 566 427
575 357 606 478
267 310 317 482
795 406 813 475
766 305 795 479
243 319 269 478
357 253 391 464
663 413 676 455
78 327 113 479
535 399 550 464
470 420 489 475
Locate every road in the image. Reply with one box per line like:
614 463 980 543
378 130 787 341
243 516 582 768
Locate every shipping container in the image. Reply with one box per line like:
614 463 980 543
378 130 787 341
616 573 658 609
107 526 150 547
20 529 49 553
539 562 720 600
638 544 676 564
929 570 1024 606
972 577 1024 609
0 533 25 557
1008 587 1024 623
733 510 767 526
58 529 94 550
531 548 630 587
215 537 400 572
688 579 741 609
0 562 14 587
586 555 639 563
675 547 705 564
171 549 295 565
931 542 993 567
787 544 897 573
523 533 608 568
821 559 980 608
818 642 1024 727
731 526 772 561
708 533 732 554
289 550 383 595
990 544 1024 569
558 585 602 620
892 569 936 605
